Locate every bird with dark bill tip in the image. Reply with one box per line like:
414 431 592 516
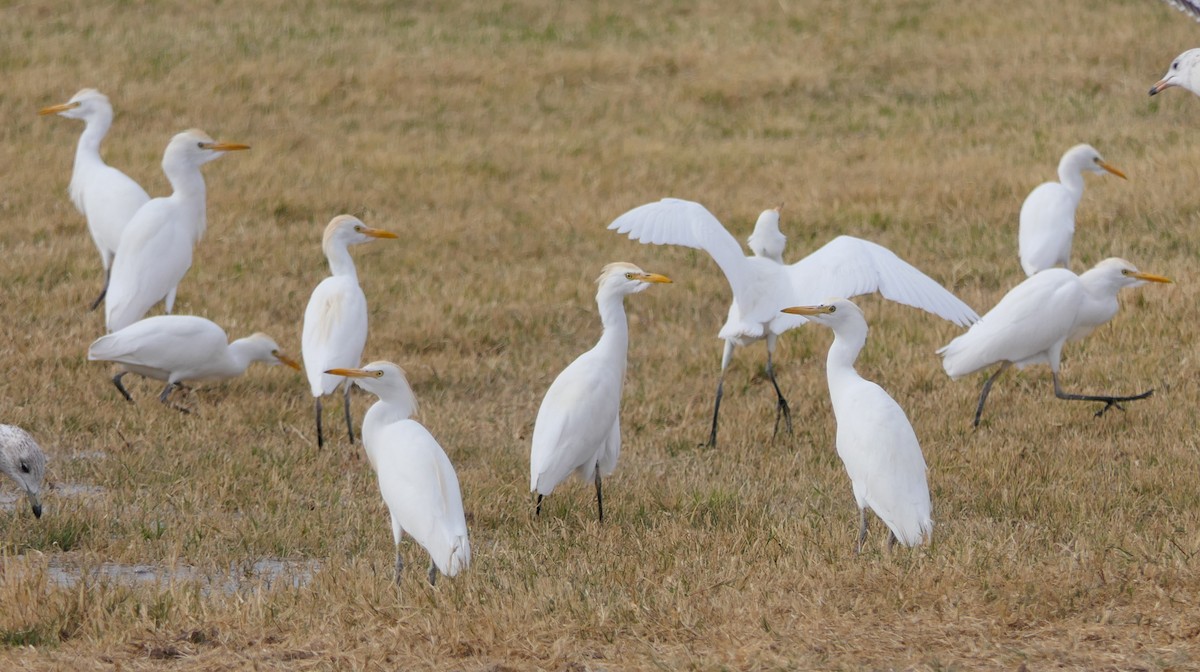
87 315 300 411
1150 48 1200 96
0 425 47 519
1018 144 1125 277
530 262 671 522
105 129 249 333
40 88 151 310
609 198 977 448
302 215 398 449
938 258 1172 427
326 362 470 586
782 300 932 554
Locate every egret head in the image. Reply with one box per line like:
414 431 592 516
1150 49 1200 96
325 361 418 418
782 298 865 327
596 262 672 297
747 204 786 262
1082 258 1172 293
1062 144 1125 180
38 88 111 122
240 333 301 370
163 129 250 170
322 215 398 251
0 425 47 519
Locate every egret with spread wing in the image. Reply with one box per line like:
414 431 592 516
782 300 932 554
1018 144 1125 276
939 258 1171 427
40 88 150 310
609 198 977 448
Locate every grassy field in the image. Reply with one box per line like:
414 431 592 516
2 0 1199 668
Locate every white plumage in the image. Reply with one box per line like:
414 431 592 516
608 198 978 447
301 215 397 448
1017 144 1124 277
782 299 932 552
530 262 671 521
40 88 151 309
104 129 248 333
326 362 469 585
88 315 300 408
1149 48 1200 96
939 259 1172 426
0 425 46 519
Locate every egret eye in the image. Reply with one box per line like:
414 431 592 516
19 462 29 474
828 305 837 313
374 370 384 378
354 225 364 232
197 142 205 149
625 272 634 280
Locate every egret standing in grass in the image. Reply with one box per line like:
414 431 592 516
609 198 977 448
326 362 469 586
530 262 671 521
782 300 932 553
0 425 46 519
1150 48 1200 95
1018 144 1125 277
40 88 150 310
104 129 249 333
302 215 397 448
939 259 1172 427
88 315 300 411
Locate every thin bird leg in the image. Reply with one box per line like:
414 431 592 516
535 493 543 517
766 333 792 438
343 381 355 445
887 529 898 552
89 269 110 311
165 286 177 314
394 550 403 586
973 362 1011 428
706 341 736 448
111 372 134 403
427 558 438 586
158 382 191 415
855 508 868 556
1051 372 1154 417
595 468 604 523
315 398 324 449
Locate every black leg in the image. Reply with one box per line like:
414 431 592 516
707 375 724 448
535 493 543 517
315 398 324 449
766 344 792 438
89 269 110 311
427 559 438 586
112 372 134 403
855 508 868 555
343 383 355 445
159 383 191 414
1052 372 1154 417
394 550 403 586
595 468 604 523
973 362 1011 428
887 530 898 551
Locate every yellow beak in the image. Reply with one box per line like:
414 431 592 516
39 101 81 116
363 227 398 239
781 305 835 316
633 272 672 284
325 367 372 378
200 141 251 152
1130 271 1172 284
275 352 302 371
1098 161 1126 180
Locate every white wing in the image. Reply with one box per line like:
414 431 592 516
301 276 368 397
370 420 470 576
938 269 1082 378
81 165 151 262
105 199 193 333
788 236 979 327
88 315 228 378
1018 182 1076 276
608 199 756 306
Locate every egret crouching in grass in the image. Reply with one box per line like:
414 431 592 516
609 198 977 448
326 362 470 586
0 425 46 519
530 263 671 522
782 300 932 554
39 88 150 310
88 315 300 411
1150 48 1200 95
1018 144 1125 276
104 129 249 333
939 259 1172 427
302 215 397 449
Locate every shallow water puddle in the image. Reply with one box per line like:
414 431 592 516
3 557 320 594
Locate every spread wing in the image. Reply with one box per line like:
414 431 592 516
788 236 979 327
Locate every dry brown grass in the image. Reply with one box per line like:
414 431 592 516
2 0 1199 668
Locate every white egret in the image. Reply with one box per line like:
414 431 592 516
302 215 398 449
0 425 46 519
40 89 151 310
1018 144 1125 277
104 129 249 333
1149 48 1200 96
88 314 300 410
609 198 978 447
326 362 470 585
530 263 671 521
782 300 932 553
939 258 1172 427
